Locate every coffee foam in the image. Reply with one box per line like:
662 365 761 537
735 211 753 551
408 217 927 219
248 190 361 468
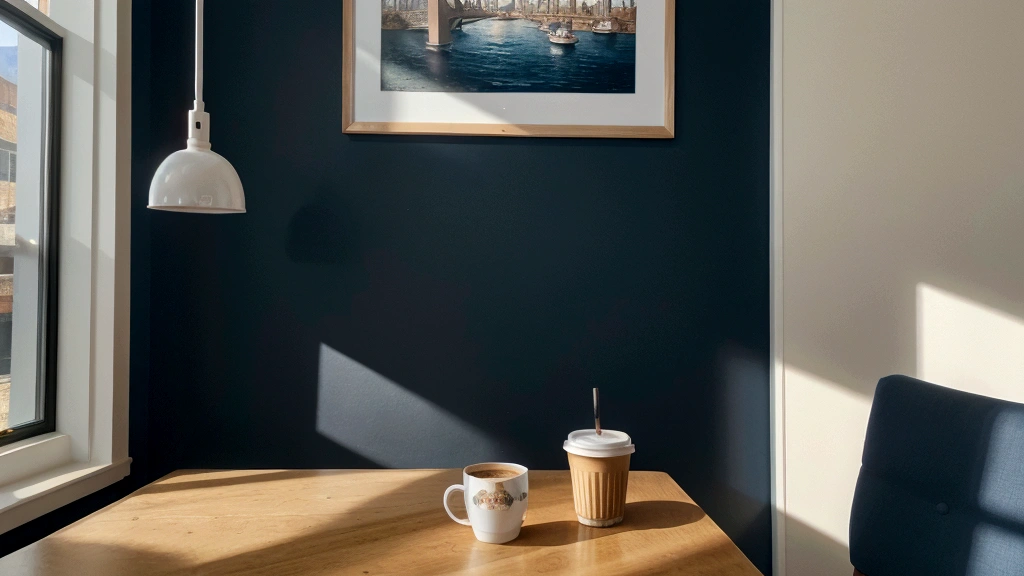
469 469 521 479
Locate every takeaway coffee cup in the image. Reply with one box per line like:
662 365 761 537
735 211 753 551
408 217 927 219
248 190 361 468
564 429 635 527
443 462 529 544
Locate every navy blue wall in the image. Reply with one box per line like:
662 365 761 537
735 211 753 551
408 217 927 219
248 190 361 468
4 0 771 571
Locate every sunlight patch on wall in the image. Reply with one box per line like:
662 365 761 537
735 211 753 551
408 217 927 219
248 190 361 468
917 283 1024 403
783 366 871 574
316 343 503 468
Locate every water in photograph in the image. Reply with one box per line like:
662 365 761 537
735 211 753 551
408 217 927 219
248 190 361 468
381 18 636 93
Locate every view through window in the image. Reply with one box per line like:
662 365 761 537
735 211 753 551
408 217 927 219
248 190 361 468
0 3 58 442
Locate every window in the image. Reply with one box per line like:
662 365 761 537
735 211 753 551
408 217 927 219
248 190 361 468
0 2 60 448
0 0 128 536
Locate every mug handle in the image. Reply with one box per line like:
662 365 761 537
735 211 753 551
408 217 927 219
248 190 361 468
443 484 472 526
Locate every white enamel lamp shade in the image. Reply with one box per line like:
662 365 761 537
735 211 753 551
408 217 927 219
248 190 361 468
149 0 245 214
148 145 245 213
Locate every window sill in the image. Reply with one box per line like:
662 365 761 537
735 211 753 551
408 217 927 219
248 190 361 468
0 433 72 487
0 444 130 534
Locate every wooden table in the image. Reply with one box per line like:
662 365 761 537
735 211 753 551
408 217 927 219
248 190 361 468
0 470 760 575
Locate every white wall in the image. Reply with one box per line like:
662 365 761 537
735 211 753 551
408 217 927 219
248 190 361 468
778 0 1024 574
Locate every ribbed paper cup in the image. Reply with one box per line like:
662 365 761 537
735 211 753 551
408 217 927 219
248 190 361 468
564 429 635 527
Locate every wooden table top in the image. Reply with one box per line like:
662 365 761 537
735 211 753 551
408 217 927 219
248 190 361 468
0 469 760 575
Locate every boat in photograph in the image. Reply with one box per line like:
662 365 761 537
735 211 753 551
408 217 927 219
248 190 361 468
548 27 579 45
593 20 614 34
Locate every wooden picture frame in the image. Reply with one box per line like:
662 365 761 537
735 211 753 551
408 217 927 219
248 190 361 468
342 0 675 138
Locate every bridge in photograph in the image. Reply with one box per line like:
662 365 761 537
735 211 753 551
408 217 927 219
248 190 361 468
383 1 495 47
425 0 493 48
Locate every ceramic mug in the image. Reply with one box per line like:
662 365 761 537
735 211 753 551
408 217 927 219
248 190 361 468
443 462 529 544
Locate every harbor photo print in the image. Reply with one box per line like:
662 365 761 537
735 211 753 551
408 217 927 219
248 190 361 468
380 0 637 92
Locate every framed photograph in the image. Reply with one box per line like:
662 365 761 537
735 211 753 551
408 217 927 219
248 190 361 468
342 0 675 138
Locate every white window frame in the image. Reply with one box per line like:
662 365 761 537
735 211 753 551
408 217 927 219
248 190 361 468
0 0 130 534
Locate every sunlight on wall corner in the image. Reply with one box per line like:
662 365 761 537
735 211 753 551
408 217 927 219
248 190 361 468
916 283 1024 403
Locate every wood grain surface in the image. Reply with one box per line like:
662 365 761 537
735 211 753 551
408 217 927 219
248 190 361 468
0 470 760 575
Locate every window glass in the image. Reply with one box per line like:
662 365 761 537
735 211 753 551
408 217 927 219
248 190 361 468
0 16 52 435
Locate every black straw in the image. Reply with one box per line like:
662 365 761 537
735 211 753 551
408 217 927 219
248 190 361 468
593 388 601 435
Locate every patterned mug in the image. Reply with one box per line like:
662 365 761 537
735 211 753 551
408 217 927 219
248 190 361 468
443 462 529 543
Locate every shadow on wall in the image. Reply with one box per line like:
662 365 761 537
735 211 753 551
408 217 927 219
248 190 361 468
786 514 852 576
784 115 1024 401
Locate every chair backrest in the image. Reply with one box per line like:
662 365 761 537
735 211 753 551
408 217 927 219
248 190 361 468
850 375 1024 576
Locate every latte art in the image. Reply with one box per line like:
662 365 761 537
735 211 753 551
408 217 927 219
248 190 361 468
472 482 528 511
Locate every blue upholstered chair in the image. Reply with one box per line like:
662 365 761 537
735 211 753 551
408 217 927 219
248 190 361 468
850 375 1024 576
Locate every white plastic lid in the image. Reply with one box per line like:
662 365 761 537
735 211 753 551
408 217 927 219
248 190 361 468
563 429 636 458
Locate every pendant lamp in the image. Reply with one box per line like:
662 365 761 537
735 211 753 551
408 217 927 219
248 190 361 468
148 0 245 213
